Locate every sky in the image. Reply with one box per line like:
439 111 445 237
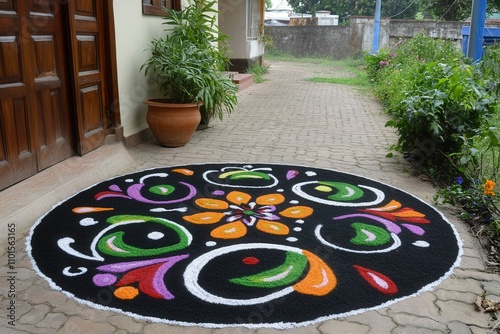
270 0 292 10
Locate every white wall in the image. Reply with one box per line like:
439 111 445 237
113 0 165 138
219 0 248 59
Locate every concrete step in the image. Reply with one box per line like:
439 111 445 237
233 73 254 91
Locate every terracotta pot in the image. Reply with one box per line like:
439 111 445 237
145 99 201 147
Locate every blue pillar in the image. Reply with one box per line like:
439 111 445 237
373 0 382 54
467 0 488 63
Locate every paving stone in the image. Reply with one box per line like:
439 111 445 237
317 320 370 334
0 329 31 334
447 321 472 334
482 280 500 300
458 256 487 271
387 292 439 318
344 310 396 333
453 269 500 281
435 278 484 295
390 313 447 332
214 327 258 334
143 323 213 334
114 331 130 334
435 300 491 327
56 316 116 334
76 307 115 323
462 246 483 258
471 326 495 334
19 284 68 307
18 304 50 326
434 289 478 304
14 267 37 281
392 327 444 334
35 312 67 330
107 314 144 333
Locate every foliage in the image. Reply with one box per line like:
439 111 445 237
419 0 471 21
366 35 496 172
388 61 494 161
141 0 238 123
287 0 419 20
435 44 500 238
247 63 269 83
421 0 500 21
286 0 500 21
434 126 500 238
366 34 500 240
435 176 500 238
479 42 500 99
306 57 370 88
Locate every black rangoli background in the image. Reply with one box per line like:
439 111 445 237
28 163 461 328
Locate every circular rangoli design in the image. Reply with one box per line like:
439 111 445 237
27 163 462 328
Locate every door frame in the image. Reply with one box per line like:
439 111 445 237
103 1 122 143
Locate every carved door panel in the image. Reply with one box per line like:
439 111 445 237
30 0 75 170
0 0 74 190
67 0 109 155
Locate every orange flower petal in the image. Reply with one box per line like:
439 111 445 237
227 191 252 205
256 193 285 206
72 207 114 214
256 220 289 235
195 198 229 210
210 221 247 239
367 199 402 212
183 212 225 224
114 286 139 300
392 208 426 218
280 206 313 218
172 168 194 176
293 250 336 296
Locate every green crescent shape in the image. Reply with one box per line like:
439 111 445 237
149 184 175 196
219 170 271 181
97 215 191 257
229 251 308 288
319 181 364 201
350 222 391 246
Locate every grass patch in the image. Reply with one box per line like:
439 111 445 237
265 51 370 88
308 58 370 88
265 50 337 66
247 63 269 83
306 71 369 88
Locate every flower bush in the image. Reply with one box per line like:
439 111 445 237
435 177 500 238
366 36 500 239
366 35 497 173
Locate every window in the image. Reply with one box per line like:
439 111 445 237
142 0 181 16
247 0 260 40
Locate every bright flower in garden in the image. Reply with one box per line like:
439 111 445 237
183 191 313 239
483 180 496 196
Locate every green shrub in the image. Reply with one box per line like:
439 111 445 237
479 42 500 98
367 35 496 172
387 61 495 167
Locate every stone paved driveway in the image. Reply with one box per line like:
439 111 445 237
1 60 499 333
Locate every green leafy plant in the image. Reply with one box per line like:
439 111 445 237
365 35 500 242
387 61 495 165
367 35 496 173
479 42 500 99
141 0 238 124
247 63 269 83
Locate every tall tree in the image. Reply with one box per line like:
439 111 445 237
287 0 420 20
421 0 500 21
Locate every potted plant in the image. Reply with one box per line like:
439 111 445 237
141 0 238 146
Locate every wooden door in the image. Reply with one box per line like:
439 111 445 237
67 0 110 155
0 0 74 190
